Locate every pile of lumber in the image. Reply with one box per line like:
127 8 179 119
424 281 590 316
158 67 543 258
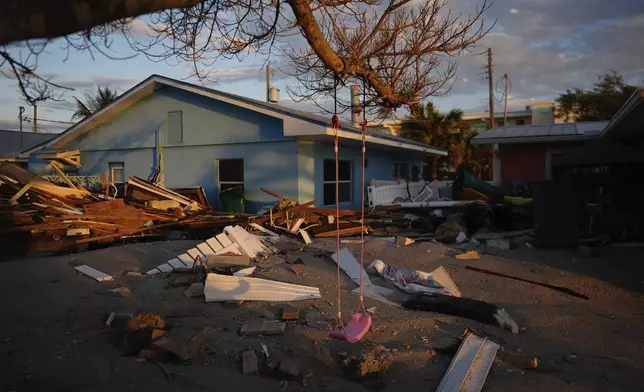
0 163 247 252
250 189 433 243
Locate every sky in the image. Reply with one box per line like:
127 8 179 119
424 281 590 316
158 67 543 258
0 0 643 133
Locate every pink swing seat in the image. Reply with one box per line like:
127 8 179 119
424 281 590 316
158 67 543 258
329 313 372 343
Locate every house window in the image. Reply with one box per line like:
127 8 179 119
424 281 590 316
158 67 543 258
411 166 420 182
516 119 526 125
393 163 408 180
218 159 244 191
109 162 124 183
323 159 351 205
422 163 430 180
166 111 183 144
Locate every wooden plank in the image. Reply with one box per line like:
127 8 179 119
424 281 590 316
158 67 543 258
73 265 113 282
249 223 279 237
177 254 195 269
146 268 161 276
9 162 54 204
285 206 357 216
67 228 90 236
196 242 216 256
315 226 366 238
224 225 256 259
289 218 305 233
214 243 242 256
126 176 192 206
299 229 312 244
167 258 187 269
331 248 371 287
206 237 223 252
51 162 79 190
216 233 233 247
157 263 174 273
187 248 206 263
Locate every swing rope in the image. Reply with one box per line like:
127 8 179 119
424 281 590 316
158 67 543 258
331 76 344 329
357 77 368 315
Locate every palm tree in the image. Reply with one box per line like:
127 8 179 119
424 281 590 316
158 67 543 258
71 86 119 121
400 102 477 170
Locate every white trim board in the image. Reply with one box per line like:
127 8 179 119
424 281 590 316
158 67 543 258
204 273 321 302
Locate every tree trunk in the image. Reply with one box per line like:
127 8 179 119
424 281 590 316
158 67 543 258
1 0 201 45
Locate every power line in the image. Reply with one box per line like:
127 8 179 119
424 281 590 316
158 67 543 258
20 116 74 125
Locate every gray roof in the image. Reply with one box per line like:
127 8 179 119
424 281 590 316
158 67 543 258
471 121 609 145
0 130 56 158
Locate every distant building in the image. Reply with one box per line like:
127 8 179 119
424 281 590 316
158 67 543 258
462 101 564 133
0 130 55 167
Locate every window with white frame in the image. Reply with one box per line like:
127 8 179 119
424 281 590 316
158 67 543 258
323 159 351 205
218 159 244 191
166 111 183 144
109 162 124 183
393 163 409 180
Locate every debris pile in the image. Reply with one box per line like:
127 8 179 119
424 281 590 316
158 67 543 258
0 162 248 253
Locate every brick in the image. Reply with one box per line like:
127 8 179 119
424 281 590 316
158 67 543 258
281 305 300 321
290 265 304 275
242 350 258 375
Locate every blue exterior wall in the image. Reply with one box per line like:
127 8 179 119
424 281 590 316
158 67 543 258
28 85 426 212
306 141 425 209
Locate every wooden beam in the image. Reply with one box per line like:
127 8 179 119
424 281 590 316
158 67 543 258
9 162 53 204
59 156 81 168
314 225 367 238
50 161 79 190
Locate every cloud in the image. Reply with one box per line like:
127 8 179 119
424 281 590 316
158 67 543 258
432 0 644 111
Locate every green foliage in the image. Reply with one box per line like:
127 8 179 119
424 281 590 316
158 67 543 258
400 102 480 171
556 71 637 122
71 86 119 121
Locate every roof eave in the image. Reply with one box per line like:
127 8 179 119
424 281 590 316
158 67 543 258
599 87 644 138
471 134 599 145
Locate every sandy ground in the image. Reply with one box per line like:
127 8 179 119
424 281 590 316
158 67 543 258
1 235 644 392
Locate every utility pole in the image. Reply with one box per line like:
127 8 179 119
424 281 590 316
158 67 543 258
503 73 509 126
266 62 271 103
33 104 38 133
487 48 495 128
18 106 25 151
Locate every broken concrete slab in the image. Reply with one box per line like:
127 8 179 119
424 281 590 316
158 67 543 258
487 239 512 250
206 253 250 266
240 319 286 336
278 357 301 380
242 350 259 375
184 282 205 298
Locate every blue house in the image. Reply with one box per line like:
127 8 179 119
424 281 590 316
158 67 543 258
24 75 446 212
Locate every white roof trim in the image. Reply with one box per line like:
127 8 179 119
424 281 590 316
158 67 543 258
21 75 445 157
